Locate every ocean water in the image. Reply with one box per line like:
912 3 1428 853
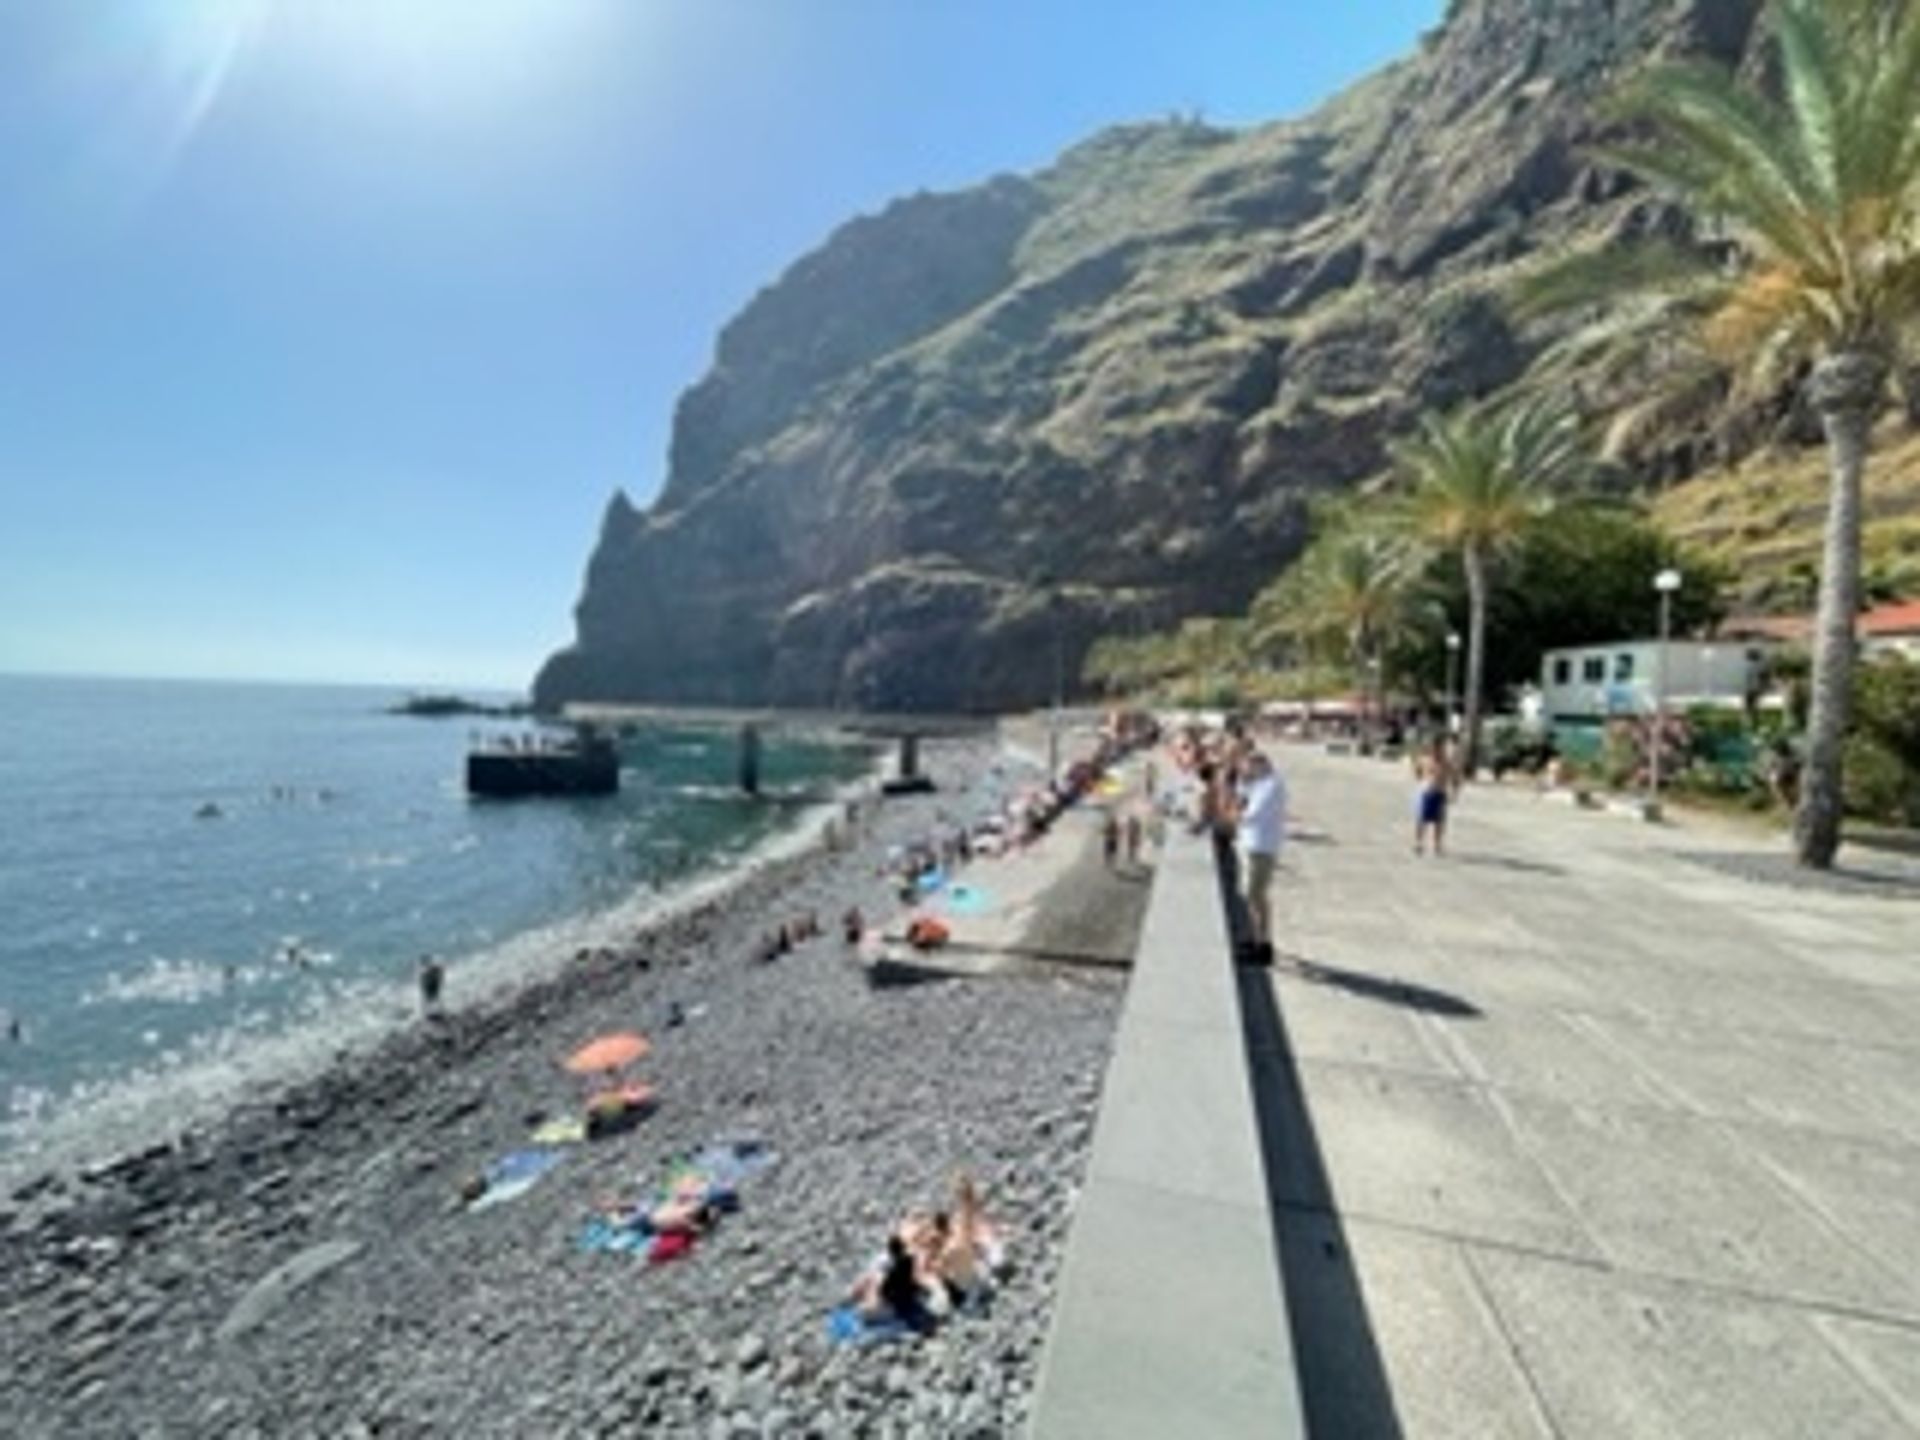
0 675 871 1163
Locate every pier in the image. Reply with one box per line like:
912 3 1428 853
559 702 992 797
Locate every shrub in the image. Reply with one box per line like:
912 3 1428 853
1842 735 1920 826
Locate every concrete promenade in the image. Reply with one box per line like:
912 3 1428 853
1261 746 1920 1437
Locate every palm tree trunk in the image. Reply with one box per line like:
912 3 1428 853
1462 542 1489 778
1793 350 1885 869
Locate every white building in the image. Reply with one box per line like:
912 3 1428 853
1861 601 1920 662
1539 639 1772 722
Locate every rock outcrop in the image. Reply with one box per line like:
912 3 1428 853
536 0 1774 713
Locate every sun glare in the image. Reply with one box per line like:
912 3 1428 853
267 0 603 106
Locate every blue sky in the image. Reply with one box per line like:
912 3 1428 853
0 0 1441 689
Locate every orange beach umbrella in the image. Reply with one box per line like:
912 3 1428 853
564 1032 650 1075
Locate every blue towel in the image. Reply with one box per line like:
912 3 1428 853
489 1149 562 1186
577 1219 653 1254
826 1304 914 1346
937 884 994 916
467 1148 565 1212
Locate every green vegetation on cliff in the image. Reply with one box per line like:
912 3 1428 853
537 0 1919 715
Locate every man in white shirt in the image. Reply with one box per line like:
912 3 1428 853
1234 752 1287 964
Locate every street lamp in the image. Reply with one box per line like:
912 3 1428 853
1367 653 1384 752
1650 568 1683 811
1046 586 1064 782
1444 631 1462 738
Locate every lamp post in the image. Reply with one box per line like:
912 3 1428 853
1444 630 1462 738
1650 568 1683 812
1047 586 1064 783
1367 653 1384 752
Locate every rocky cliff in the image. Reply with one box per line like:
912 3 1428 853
535 0 1777 713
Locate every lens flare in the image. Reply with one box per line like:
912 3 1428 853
37 0 268 215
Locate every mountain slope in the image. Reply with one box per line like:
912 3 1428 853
534 0 1886 713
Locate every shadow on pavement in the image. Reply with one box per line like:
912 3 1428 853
1676 849 1920 900
1216 837 1404 1439
1275 955 1483 1019
1442 852 1566 877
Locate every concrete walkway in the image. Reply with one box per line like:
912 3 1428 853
1260 746 1920 1438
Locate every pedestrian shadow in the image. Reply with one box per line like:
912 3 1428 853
1444 853 1566 877
1275 954 1483 1019
1217 836 1403 1438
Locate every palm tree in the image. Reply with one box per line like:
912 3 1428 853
1393 398 1590 776
1309 531 1409 741
1253 524 1410 730
1520 0 1920 866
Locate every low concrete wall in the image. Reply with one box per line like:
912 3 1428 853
1028 829 1305 1438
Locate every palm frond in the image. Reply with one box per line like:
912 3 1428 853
1508 241 1715 321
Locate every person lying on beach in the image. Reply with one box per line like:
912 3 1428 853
842 907 864 945
647 1192 719 1238
850 1235 939 1334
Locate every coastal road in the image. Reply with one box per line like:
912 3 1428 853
1257 746 1920 1438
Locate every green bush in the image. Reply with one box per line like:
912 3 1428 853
1843 658 1920 824
1843 735 1920 825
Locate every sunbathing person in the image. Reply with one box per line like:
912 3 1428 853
647 1193 718 1237
940 1175 1008 1300
850 1235 937 1334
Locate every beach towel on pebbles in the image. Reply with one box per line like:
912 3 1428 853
576 1138 777 1262
825 1304 915 1346
467 1148 564 1212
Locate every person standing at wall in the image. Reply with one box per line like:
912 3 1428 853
1232 751 1286 966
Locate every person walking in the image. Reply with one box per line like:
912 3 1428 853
1412 739 1456 857
417 954 446 1016
1233 751 1286 965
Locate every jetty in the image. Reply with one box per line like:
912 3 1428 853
559 703 995 797
465 728 619 797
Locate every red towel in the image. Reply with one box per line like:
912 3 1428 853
648 1232 695 1265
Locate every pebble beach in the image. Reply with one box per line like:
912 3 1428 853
0 730 1150 1438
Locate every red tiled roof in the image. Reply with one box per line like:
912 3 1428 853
1721 614 1809 641
1861 600 1920 636
1722 601 1920 641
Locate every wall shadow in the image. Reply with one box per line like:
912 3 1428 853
1215 836 1403 1439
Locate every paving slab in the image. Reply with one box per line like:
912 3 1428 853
1281 1212 1555 1440
1734 1123 1920 1310
1294 1061 1599 1260
1433 1010 1680 1112
1814 1315 1920 1430
1471 1245 1909 1440
1504 1083 1920 1320
1267 969 1462 1079
1584 1014 1920 1147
